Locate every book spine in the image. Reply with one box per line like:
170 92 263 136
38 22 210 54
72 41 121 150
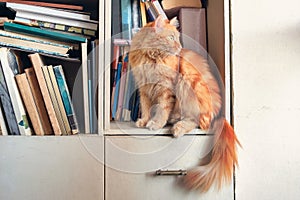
121 0 132 39
25 67 53 135
14 17 96 37
47 65 72 135
151 1 168 20
81 42 90 133
0 58 20 135
42 65 67 134
53 65 79 134
112 62 122 119
116 52 129 121
15 73 45 135
7 2 90 21
144 2 156 21
110 45 120 119
0 101 8 135
131 0 141 35
14 10 98 31
121 60 132 121
0 34 70 57
29 53 62 135
139 1 147 26
0 48 32 135
4 22 87 43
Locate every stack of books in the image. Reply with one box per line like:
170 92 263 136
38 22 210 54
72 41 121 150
110 0 168 122
0 1 99 135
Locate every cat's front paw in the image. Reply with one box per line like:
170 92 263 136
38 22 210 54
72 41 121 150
136 118 148 128
170 122 186 138
146 120 165 131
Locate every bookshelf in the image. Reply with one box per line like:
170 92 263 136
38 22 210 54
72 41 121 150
0 0 234 199
103 0 232 132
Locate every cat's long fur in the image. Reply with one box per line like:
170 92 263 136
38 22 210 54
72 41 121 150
129 16 240 192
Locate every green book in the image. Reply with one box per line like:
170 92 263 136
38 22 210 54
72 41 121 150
4 22 87 43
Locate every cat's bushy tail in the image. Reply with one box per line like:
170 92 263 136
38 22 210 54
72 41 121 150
184 118 240 192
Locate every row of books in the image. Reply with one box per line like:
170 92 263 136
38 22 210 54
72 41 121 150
110 0 208 122
112 0 168 40
0 1 99 134
110 1 168 122
0 48 77 136
110 39 140 122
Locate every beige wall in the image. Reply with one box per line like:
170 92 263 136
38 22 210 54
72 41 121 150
231 0 300 199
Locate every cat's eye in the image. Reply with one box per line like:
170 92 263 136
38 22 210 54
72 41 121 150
168 35 175 41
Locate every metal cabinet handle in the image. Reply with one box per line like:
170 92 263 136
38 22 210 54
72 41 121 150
155 169 187 176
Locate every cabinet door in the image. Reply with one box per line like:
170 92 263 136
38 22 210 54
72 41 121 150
105 136 233 200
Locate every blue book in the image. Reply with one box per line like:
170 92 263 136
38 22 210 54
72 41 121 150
112 62 122 119
121 0 132 39
53 65 79 134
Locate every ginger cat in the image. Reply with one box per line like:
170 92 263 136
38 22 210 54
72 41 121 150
129 16 240 192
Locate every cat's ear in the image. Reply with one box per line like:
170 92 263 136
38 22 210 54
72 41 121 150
169 17 179 27
153 15 166 30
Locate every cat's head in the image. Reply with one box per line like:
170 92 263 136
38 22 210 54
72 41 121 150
131 16 182 56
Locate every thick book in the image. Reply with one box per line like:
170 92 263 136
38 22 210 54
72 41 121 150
47 65 71 135
24 67 53 135
0 0 84 11
0 30 71 57
53 65 79 134
7 2 90 21
15 73 45 135
14 17 97 37
42 65 67 134
12 9 98 31
29 53 62 135
179 8 207 53
0 48 31 135
4 22 87 43
0 55 20 135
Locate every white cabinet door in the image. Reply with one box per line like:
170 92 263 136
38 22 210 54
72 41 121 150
105 136 233 200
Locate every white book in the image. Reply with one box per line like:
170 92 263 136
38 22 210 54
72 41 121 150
0 48 32 135
7 2 90 21
15 10 98 31
0 104 8 136
81 42 90 133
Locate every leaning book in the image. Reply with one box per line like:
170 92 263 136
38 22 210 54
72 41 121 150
53 65 79 134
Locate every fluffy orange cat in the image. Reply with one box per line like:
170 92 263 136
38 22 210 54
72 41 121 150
129 16 240 192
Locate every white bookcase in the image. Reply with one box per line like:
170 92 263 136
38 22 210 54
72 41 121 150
0 0 233 199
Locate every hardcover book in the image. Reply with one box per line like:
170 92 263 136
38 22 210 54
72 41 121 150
4 22 87 44
47 65 72 135
0 48 31 135
0 30 71 57
29 53 62 135
53 65 79 134
0 56 19 135
24 67 53 135
42 65 67 134
15 73 45 135
6 2 90 21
